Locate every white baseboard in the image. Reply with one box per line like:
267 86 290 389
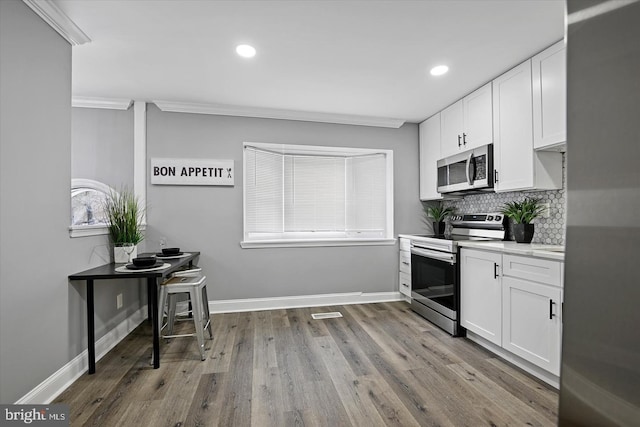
16 306 148 404
208 291 404 313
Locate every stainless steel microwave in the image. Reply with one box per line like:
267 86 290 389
437 144 494 194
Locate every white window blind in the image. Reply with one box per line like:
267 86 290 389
346 154 387 237
245 148 283 233
284 155 346 232
243 143 394 247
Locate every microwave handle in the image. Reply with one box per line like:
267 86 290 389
465 152 475 185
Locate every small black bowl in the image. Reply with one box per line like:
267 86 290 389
162 247 180 255
132 257 156 267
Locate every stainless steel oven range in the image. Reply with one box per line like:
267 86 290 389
408 213 506 336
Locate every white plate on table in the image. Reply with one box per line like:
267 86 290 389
115 262 171 273
155 252 191 260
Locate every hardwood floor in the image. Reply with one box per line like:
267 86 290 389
54 302 558 426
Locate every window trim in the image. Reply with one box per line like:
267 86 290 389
69 179 114 238
241 142 395 248
69 179 148 238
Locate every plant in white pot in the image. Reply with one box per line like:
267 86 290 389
501 197 545 243
104 187 144 263
423 202 455 236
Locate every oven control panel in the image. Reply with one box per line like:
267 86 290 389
450 213 504 226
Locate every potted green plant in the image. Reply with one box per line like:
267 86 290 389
423 202 455 235
103 187 144 263
501 197 545 243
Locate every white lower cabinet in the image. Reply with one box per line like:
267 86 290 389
502 276 562 376
460 248 502 346
460 248 563 379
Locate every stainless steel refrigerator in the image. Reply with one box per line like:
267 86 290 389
559 0 640 425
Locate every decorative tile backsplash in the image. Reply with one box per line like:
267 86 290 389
440 154 567 245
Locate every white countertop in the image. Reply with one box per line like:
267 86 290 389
458 241 565 261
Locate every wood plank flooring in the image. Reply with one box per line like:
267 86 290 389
54 302 558 426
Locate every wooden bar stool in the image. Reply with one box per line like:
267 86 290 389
157 274 212 360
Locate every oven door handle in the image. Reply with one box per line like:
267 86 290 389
411 247 455 264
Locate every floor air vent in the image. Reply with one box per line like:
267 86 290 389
311 312 343 320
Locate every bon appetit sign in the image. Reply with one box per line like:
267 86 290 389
151 158 234 186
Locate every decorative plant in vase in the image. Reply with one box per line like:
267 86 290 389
501 197 545 243
423 202 455 236
103 187 144 263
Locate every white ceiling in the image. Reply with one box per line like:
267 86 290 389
55 0 565 124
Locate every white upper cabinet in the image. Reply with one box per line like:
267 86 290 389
419 113 443 201
532 40 567 151
463 83 494 149
440 83 493 158
440 101 463 158
492 60 563 192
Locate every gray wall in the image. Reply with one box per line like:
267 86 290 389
0 0 73 404
146 104 423 301
72 107 134 188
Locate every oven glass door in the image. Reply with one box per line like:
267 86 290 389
411 250 457 319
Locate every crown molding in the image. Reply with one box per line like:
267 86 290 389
153 101 406 129
22 0 91 46
72 96 133 110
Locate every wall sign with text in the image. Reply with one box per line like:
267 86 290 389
151 158 234 186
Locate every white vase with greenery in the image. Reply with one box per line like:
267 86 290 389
104 187 144 263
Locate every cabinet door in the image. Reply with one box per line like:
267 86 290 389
502 276 562 375
419 114 443 201
399 271 411 297
533 40 566 150
463 82 493 150
493 60 535 192
460 248 502 345
440 101 464 158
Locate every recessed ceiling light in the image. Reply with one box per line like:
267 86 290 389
236 44 256 58
430 65 449 76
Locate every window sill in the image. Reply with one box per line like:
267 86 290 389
69 223 146 238
69 224 109 238
240 238 396 249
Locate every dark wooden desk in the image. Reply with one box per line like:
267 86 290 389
69 251 200 374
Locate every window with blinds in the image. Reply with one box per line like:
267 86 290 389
242 142 394 247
